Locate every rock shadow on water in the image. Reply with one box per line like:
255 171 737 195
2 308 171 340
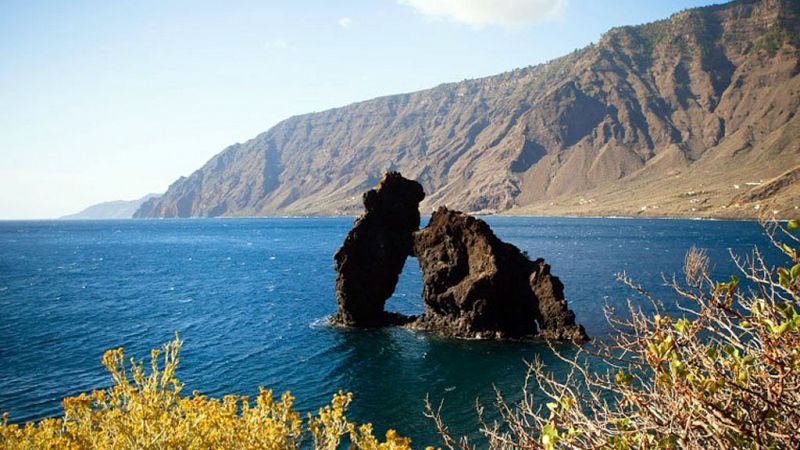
323 323 583 444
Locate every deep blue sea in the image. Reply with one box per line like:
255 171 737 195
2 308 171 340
0 217 783 445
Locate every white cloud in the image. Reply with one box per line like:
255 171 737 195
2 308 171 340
264 39 288 49
338 17 353 28
398 0 567 29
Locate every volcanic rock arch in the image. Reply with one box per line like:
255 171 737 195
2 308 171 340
332 172 425 326
332 172 587 340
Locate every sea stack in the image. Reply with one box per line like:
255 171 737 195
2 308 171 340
332 171 587 340
413 207 587 340
332 172 425 327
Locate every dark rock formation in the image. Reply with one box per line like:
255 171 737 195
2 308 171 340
332 172 586 340
332 172 425 327
412 207 588 340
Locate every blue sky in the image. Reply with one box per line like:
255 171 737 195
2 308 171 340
0 0 722 219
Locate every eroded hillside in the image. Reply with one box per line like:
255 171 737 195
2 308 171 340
136 0 800 219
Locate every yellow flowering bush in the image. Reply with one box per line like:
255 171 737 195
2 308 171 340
0 334 413 450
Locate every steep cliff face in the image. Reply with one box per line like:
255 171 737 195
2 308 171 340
135 0 800 219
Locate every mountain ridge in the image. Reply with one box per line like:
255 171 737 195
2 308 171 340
136 0 800 220
62 194 161 220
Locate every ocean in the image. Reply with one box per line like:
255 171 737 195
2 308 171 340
0 217 783 445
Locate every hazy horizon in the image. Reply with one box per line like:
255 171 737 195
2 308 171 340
1 0 721 219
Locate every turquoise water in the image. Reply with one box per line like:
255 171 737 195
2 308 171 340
0 217 781 444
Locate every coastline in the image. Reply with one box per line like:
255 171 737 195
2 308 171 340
2 213 781 222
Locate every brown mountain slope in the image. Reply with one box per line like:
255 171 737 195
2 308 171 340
135 0 800 219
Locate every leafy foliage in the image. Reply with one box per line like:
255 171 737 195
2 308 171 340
0 335 414 450
753 25 798 56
